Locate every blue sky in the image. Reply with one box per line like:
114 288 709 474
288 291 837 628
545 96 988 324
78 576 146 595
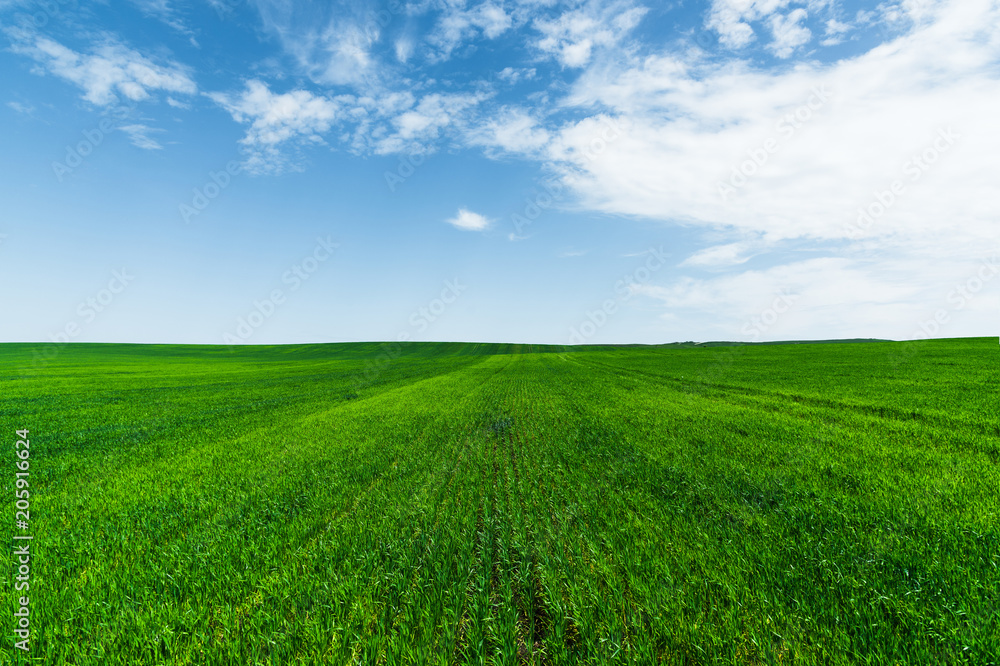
1 0 997 345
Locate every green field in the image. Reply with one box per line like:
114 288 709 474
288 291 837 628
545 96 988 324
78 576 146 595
2 338 997 664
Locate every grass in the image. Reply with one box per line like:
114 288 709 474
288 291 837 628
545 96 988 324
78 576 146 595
2 337 997 664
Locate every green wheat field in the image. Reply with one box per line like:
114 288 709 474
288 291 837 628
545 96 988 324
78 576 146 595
2 337 997 664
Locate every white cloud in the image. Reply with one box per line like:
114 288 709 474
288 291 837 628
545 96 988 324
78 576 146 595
631 257 907 339
497 66 537 84
207 80 339 173
466 107 550 157
633 252 999 341
206 0 240 16
373 91 488 154
825 18 851 35
820 17 852 46
370 91 416 118
768 8 811 58
534 2 648 68
478 4 512 38
8 33 196 106
428 2 514 60
706 0 792 48
552 0 999 254
705 0 859 54
880 0 937 27
6 101 34 114
129 0 171 14
250 0 379 86
395 36 415 64
446 208 492 231
707 0 825 53
680 241 760 267
119 123 165 150
537 0 1000 338
127 0 191 34
206 80 487 164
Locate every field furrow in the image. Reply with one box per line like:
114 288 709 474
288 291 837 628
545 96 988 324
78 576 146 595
2 339 997 664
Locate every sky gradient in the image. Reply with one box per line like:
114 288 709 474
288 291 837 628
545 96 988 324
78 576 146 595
1 0 997 345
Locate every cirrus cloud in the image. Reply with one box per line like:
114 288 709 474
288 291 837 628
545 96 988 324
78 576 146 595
7 31 196 106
